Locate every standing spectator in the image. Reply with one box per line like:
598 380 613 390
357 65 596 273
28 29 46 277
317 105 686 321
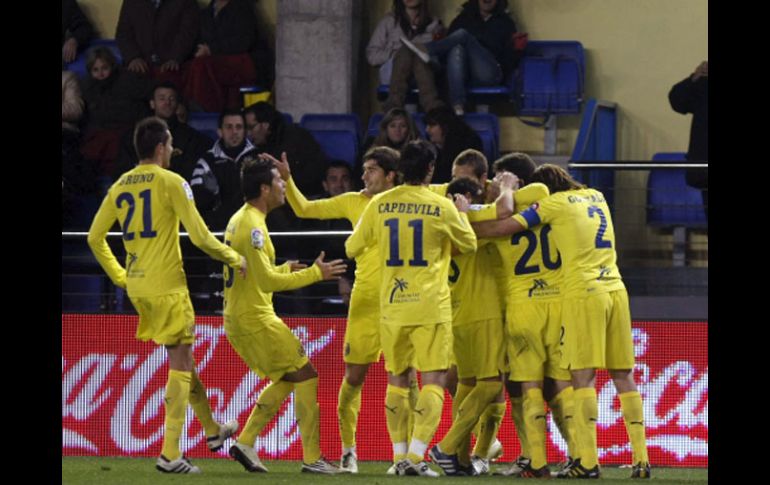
669 60 708 219
424 105 482 184
80 46 154 177
184 0 273 112
116 0 200 88
62 0 94 63
401 0 517 115
367 0 445 112
115 82 211 181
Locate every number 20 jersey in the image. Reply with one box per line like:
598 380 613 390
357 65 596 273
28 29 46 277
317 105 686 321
512 188 625 298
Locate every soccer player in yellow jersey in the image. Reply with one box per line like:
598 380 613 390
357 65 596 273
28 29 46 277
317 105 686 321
477 164 651 479
261 147 398 473
87 117 248 474
346 139 477 476
222 157 347 474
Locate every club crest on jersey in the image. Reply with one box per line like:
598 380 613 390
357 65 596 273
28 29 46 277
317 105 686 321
182 181 194 200
251 228 265 249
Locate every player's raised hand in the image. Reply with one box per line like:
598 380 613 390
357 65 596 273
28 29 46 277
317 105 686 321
314 251 348 280
495 171 520 191
453 193 470 213
260 152 291 180
287 260 308 272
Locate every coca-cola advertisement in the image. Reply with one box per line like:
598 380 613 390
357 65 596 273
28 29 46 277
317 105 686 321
62 315 707 467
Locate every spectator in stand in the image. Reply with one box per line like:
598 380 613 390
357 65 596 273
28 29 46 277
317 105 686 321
362 107 422 154
116 0 200 88
668 60 708 220
80 46 154 178
184 0 273 113
62 0 94 63
401 0 518 115
176 97 190 124
367 0 445 112
243 102 327 196
63 69 96 227
115 82 211 181
423 105 482 184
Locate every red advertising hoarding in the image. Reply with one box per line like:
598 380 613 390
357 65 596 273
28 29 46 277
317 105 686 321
62 315 707 467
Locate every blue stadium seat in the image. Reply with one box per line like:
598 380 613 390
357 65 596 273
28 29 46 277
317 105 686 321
647 152 707 227
65 39 123 80
308 130 358 168
187 112 220 142
300 114 362 141
61 275 105 313
476 131 498 164
463 113 500 150
515 40 584 116
367 113 384 139
411 113 427 137
281 112 294 126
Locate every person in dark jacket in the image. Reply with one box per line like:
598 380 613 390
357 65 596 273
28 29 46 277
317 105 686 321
184 0 274 112
116 0 200 87
669 60 708 219
401 0 517 115
62 0 94 63
424 105 482 184
114 82 211 181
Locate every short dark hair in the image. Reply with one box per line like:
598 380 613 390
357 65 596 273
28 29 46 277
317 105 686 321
400 139 437 184
453 149 488 179
218 108 244 129
325 160 352 177
493 152 537 185
531 164 586 193
446 176 483 202
241 157 276 201
152 81 179 99
363 146 400 176
133 116 169 160
243 101 279 126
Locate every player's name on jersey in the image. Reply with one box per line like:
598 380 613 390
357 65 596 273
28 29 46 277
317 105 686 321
378 202 441 216
567 193 605 204
119 173 156 185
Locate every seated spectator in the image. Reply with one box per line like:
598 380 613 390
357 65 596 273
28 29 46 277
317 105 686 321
362 107 422 154
114 82 211 181
62 0 94 63
243 102 327 195
116 0 199 88
80 46 153 177
175 96 190 124
189 109 258 230
62 69 95 227
367 0 445 112
424 105 482 183
401 0 517 115
184 0 273 112
669 60 708 220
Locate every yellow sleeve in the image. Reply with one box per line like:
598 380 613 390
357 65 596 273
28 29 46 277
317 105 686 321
466 203 497 223
515 183 550 209
87 194 127 288
285 177 347 219
447 209 478 255
171 177 242 268
345 197 376 259
252 243 323 293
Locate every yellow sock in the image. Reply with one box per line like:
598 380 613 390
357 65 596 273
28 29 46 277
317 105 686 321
440 381 501 455
385 385 411 462
619 391 649 464
294 378 322 464
523 387 548 469
238 380 294 446
510 396 530 458
161 369 192 461
548 386 578 459
472 401 505 458
188 371 219 437
406 378 420 445
452 383 474 465
574 387 599 468
407 384 445 463
337 379 362 450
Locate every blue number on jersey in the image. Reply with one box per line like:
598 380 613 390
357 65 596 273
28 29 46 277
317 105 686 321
448 259 460 283
384 218 428 267
116 190 156 240
512 225 561 275
587 206 612 248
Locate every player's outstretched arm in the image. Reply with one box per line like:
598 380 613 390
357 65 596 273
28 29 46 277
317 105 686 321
313 251 348 280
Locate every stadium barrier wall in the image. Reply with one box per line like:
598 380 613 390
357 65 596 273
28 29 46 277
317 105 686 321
62 314 707 467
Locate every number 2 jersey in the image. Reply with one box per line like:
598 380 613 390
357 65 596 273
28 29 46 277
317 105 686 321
346 184 477 326
512 188 625 298
88 164 242 298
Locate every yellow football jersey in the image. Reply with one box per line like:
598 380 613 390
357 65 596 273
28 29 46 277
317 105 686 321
284 177 378 293
88 164 241 298
449 240 503 325
346 185 477 326
513 188 625 298
223 204 322 323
